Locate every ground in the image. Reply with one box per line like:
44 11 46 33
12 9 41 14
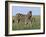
12 15 40 30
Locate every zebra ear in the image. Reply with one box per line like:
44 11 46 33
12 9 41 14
29 11 32 14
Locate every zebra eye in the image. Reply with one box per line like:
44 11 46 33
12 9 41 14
30 16 31 17
13 20 14 23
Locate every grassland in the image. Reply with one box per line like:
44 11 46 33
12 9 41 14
12 15 40 30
